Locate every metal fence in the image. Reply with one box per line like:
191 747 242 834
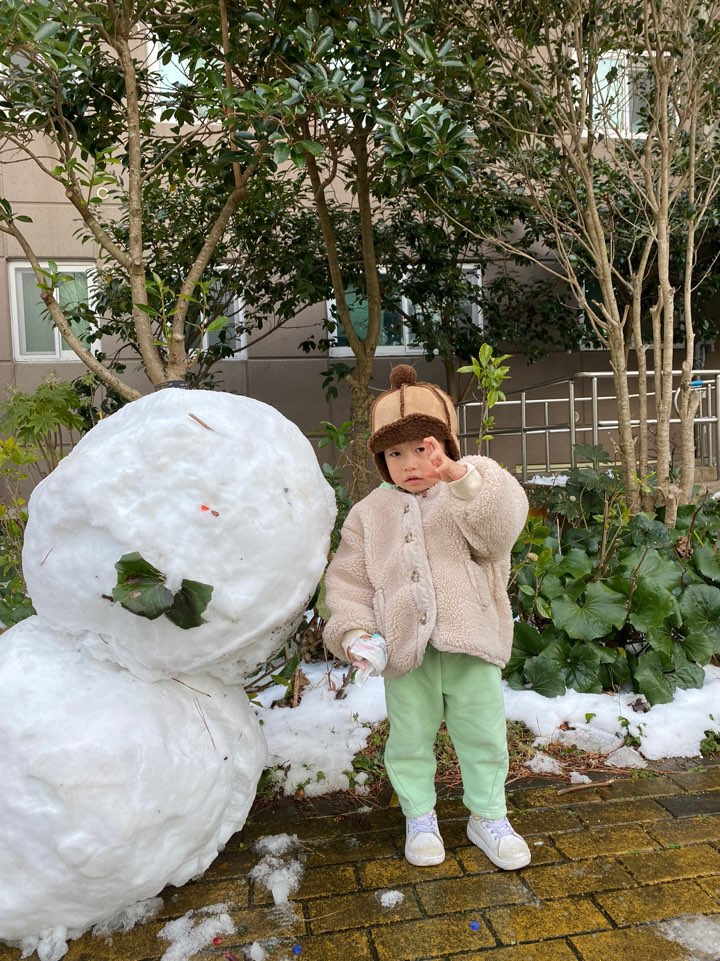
458 370 720 482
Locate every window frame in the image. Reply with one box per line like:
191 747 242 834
327 264 482 358
584 49 652 141
8 261 100 363
199 292 248 361
147 40 212 124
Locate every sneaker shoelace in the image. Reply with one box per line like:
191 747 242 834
408 812 438 835
481 817 516 840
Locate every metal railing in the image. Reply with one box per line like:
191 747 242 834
458 370 720 482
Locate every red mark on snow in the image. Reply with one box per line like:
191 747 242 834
201 505 210 511
212 936 224 945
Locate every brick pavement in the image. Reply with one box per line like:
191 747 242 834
1 763 719 961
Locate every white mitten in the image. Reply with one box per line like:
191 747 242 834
348 633 388 686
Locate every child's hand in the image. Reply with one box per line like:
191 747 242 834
423 436 468 483
347 633 387 681
347 635 372 670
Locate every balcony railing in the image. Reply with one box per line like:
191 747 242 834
458 370 720 482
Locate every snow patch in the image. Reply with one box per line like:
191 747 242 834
524 751 564 775
503 667 720 761
254 834 299 858
657 915 720 959
378 890 405 908
18 927 83 961
158 904 234 961
254 664 387 796
605 746 647 769
250 835 304 906
569 772 592 784
92 898 164 936
527 474 568 486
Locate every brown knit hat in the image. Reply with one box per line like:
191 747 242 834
368 365 461 484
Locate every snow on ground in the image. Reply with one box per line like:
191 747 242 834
254 663 720 795
253 665 387 796
377 891 405 908
92 899 164 937
249 835 305 906
524 751 565 776
157 904 234 961
504 664 720 761
527 474 568 486
657 915 720 960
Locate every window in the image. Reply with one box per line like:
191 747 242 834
9 262 98 362
408 265 482 335
148 41 210 122
591 53 651 138
155 50 190 90
201 294 247 360
328 284 416 356
328 265 482 357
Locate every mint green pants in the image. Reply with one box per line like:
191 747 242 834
384 646 509 818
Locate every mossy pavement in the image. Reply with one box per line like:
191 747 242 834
2 761 719 961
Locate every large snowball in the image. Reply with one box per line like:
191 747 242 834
0 616 266 950
23 389 336 681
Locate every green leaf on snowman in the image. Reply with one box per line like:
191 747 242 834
112 552 174 620
111 552 213 628
165 579 214 629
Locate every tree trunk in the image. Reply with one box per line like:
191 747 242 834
607 323 640 510
347 367 375 501
114 27 166 387
303 128 379 500
677 103 701 504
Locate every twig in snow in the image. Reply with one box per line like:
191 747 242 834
188 412 215 431
194 696 216 749
171 676 212 697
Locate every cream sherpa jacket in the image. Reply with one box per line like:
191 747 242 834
323 455 529 679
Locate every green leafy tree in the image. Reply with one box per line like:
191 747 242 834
387 0 720 520
0 0 268 398
220 0 485 496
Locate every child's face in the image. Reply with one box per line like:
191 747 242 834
384 439 441 493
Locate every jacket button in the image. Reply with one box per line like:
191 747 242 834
405 533 413 543
411 571 420 582
403 504 410 514
419 613 427 624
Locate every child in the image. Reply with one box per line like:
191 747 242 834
323 365 530 870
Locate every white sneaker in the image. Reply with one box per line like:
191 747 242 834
405 810 445 866
467 815 531 870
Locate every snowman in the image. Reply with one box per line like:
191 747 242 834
0 389 336 961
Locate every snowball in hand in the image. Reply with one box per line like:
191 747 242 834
0 617 266 947
23 389 336 681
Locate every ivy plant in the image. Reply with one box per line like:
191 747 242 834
507 445 720 704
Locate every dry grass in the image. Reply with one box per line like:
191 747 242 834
344 717 650 808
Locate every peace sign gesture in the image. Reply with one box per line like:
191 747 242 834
423 436 468 483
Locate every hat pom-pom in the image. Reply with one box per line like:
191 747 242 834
390 365 417 389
